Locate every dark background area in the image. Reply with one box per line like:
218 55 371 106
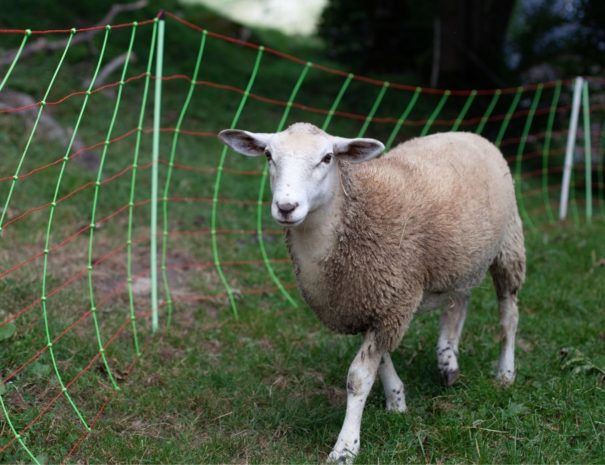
0 0 603 90
320 0 605 89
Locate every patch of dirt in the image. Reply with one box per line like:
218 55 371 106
432 398 455 413
270 374 290 390
202 339 222 355
517 338 535 353
157 345 185 362
326 385 346 407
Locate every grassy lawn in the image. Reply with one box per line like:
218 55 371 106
27 219 599 464
2 219 605 463
1 2 604 464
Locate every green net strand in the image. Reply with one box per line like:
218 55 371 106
151 18 165 333
541 81 562 224
451 90 477 132
126 20 158 356
0 30 30 91
0 393 41 465
79 27 123 392
86 24 138 390
515 84 543 231
275 63 312 132
357 81 389 138
420 90 450 137
582 80 592 223
599 119 605 216
495 87 523 147
42 26 122 404
385 87 421 151
475 90 501 135
0 33 68 233
212 46 265 319
256 62 313 309
321 73 353 132
37 29 91 431
161 29 208 327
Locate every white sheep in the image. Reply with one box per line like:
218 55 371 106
219 122 526 463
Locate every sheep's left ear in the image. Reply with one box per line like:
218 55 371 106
332 136 385 163
218 129 273 157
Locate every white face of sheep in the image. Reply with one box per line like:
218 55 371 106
218 124 384 227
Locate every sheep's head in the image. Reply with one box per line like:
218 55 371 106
218 123 384 227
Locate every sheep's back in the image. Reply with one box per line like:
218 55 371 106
347 131 517 295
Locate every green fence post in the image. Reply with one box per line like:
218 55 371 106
151 13 165 332
582 80 592 223
127 20 159 356
560 77 584 221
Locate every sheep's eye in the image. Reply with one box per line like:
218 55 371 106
265 151 272 162
321 153 333 164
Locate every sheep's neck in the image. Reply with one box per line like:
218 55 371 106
286 174 344 297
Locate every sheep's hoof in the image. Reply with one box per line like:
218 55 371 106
327 449 356 465
496 369 515 386
385 397 407 413
440 369 460 387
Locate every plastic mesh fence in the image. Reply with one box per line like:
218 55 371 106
0 12 604 462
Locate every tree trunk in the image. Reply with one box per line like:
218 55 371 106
437 0 516 88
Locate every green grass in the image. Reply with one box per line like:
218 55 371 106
38 220 605 464
0 2 604 464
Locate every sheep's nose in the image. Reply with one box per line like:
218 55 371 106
276 201 298 215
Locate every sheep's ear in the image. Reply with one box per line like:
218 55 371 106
332 136 385 163
218 129 272 157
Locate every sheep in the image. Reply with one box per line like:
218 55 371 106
218 122 526 463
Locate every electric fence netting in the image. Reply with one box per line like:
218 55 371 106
0 12 603 463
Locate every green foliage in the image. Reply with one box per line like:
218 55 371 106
560 347 605 380
319 0 518 88
507 0 605 78
319 0 435 76
0 322 16 341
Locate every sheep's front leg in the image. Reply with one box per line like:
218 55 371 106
379 353 406 412
437 293 469 386
328 332 381 464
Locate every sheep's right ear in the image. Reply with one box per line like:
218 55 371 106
218 129 272 157
332 136 384 163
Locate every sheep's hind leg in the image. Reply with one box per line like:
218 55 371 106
490 220 525 386
494 294 518 384
378 353 406 412
328 331 381 465
437 293 469 386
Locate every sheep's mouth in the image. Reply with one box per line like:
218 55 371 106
276 218 304 227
